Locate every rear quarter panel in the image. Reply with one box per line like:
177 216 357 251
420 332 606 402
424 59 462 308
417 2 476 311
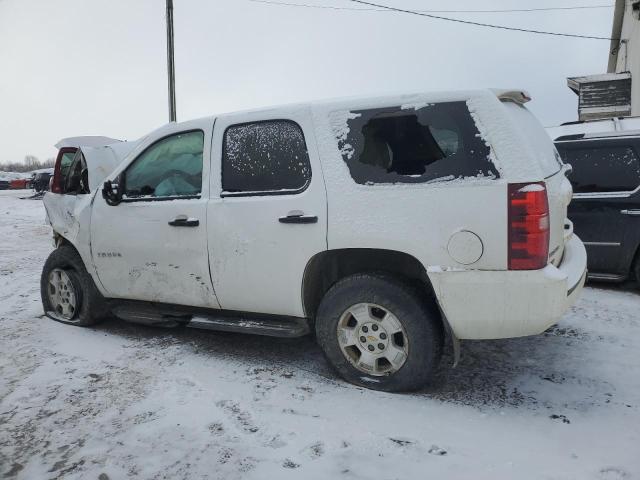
311 91 531 272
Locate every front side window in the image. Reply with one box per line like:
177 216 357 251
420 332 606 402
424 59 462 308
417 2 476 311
124 130 204 198
557 144 640 193
222 120 311 194
334 102 496 185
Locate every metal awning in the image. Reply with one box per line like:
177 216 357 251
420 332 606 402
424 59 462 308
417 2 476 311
567 72 632 121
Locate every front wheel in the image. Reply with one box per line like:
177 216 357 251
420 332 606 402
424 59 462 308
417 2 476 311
315 273 443 392
41 245 110 326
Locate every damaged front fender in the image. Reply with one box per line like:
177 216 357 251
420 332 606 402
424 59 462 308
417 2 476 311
43 191 106 296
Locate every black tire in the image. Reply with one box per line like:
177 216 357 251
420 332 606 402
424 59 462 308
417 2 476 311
40 245 110 326
315 273 443 392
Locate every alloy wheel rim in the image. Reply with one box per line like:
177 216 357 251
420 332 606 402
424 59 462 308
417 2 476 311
336 302 409 376
48 269 77 320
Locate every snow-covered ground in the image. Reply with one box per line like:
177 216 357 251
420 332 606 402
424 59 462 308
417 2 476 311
0 172 27 182
1 189 638 480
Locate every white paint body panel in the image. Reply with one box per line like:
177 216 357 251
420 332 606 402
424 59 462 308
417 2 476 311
429 235 587 339
309 90 584 339
43 192 94 271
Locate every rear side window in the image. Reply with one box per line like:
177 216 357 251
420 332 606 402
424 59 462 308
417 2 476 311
222 120 311 195
335 102 496 185
557 144 640 193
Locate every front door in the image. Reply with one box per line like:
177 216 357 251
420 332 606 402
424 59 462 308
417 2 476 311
207 112 327 317
90 128 220 308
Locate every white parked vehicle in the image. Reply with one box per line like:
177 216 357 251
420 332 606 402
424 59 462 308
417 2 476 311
42 89 587 392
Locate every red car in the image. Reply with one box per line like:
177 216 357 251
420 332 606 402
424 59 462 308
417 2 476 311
9 178 29 189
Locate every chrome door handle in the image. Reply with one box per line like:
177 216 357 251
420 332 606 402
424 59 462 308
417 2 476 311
168 216 199 227
279 214 318 224
621 209 640 216
279 210 318 224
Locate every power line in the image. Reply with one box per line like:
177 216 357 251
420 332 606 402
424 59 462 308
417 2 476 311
348 0 617 40
249 0 614 14
249 0 617 40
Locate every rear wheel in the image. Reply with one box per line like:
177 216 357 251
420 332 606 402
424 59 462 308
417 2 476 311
315 273 443 392
41 245 110 326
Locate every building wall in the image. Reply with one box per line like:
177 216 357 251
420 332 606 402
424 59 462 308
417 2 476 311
613 1 640 115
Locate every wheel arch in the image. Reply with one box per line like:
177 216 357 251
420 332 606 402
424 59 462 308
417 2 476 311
302 248 437 319
51 232 108 297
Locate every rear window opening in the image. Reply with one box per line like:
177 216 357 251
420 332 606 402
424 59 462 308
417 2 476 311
335 102 497 185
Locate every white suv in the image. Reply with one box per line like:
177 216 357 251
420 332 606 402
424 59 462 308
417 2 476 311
42 89 587 392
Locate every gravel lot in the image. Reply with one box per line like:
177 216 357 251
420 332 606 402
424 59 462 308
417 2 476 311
1 189 639 479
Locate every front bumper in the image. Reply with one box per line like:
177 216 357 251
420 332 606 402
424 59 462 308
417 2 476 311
428 234 587 340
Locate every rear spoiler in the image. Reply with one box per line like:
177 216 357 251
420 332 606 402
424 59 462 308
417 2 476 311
492 89 532 105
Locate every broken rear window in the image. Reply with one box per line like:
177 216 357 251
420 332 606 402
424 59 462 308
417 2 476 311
335 102 497 185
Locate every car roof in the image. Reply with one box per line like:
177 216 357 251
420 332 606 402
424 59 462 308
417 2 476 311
554 130 640 143
548 116 640 142
161 88 527 131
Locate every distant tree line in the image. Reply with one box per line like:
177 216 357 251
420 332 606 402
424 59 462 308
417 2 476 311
0 155 55 173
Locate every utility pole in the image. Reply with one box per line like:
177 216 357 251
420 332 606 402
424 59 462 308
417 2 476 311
166 0 176 122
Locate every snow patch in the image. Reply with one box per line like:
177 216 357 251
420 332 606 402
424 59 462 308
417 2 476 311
401 101 434 111
518 184 545 193
329 110 361 160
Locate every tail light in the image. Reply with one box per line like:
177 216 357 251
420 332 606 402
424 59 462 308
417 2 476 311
508 182 549 270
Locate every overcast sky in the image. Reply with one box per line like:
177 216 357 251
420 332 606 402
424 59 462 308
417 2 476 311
0 0 614 164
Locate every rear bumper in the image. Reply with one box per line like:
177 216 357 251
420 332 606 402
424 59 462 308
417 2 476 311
428 235 587 340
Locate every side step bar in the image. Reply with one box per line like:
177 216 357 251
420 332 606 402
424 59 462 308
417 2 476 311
188 314 309 338
111 301 310 338
587 272 626 282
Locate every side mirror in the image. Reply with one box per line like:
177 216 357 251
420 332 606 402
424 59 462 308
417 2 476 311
102 176 123 206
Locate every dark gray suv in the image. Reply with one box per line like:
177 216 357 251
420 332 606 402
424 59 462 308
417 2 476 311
555 132 640 285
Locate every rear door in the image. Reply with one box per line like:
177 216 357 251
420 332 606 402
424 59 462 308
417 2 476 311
557 138 640 277
207 110 327 317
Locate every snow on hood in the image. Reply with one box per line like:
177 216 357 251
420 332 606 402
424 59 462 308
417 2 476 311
55 136 122 149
